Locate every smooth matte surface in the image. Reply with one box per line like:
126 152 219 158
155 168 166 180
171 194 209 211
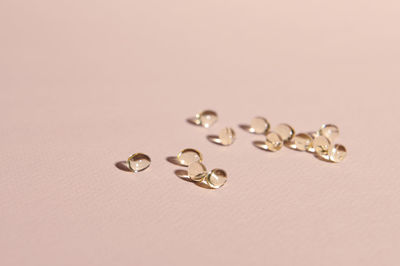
1 1 399 265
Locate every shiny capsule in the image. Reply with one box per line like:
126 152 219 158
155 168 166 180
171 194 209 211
206 168 227 189
177 148 203 166
291 133 314 151
313 135 331 156
249 117 270 134
195 110 218 128
127 153 151 172
188 161 208 181
265 132 283 152
219 127 236 146
319 124 339 142
329 144 347 163
275 123 295 142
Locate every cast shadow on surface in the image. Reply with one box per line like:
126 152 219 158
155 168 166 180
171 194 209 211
166 156 185 166
166 157 212 189
239 124 252 133
207 135 224 146
186 117 200 126
174 169 212 189
115 161 130 172
252 141 273 152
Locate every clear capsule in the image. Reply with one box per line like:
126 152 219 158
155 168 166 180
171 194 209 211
313 135 331 156
177 148 203 166
127 153 151 172
188 162 207 181
195 110 218 128
249 117 270 134
265 132 283 152
290 133 313 151
275 123 295 142
329 144 347 163
319 124 339 142
206 168 227 189
219 127 236 146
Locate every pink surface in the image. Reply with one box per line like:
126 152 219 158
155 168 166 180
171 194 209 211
1 1 400 265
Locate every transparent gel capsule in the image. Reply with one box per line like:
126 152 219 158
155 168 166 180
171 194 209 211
265 132 283 152
291 133 313 151
187 161 207 181
275 123 295 142
319 124 339 141
219 127 236 146
329 144 347 163
177 148 203 166
195 110 218 128
250 117 270 134
313 135 331 156
206 168 227 189
127 153 151 172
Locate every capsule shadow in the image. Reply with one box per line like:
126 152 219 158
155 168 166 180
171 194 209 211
186 117 200 126
207 135 224 146
174 169 213 189
115 161 130 172
252 141 273 152
238 124 252 133
166 156 185 166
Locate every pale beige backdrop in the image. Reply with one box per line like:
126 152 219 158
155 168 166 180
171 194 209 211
1 0 399 265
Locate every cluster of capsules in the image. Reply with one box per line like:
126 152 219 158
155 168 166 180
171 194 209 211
176 148 227 189
191 110 347 163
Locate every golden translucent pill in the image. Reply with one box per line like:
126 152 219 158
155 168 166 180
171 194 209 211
187 161 207 181
319 124 339 141
127 153 151 172
250 117 270 134
275 123 295 142
219 127 236 146
206 169 227 189
265 132 283 152
329 144 347 163
177 148 203 166
195 110 218 128
292 133 313 151
313 135 331 156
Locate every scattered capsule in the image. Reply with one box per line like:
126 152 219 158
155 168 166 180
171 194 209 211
219 127 236 146
265 132 283 152
188 161 208 181
319 124 339 142
177 148 203 166
329 144 347 163
313 135 331 156
206 169 227 189
275 123 295 142
249 117 270 134
195 110 218 128
127 153 151 172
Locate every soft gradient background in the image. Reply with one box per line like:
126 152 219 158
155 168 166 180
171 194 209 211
1 1 399 265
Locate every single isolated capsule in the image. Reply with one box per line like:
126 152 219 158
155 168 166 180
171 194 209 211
313 135 331 156
195 110 218 128
219 127 236 146
329 144 347 163
319 124 339 142
265 132 283 152
206 168 227 189
177 148 203 166
249 117 270 134
127 153 151 172
291 133 313 151
275 123 295 142
188 161 208 181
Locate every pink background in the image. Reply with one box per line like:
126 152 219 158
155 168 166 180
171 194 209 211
1 0 399 265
